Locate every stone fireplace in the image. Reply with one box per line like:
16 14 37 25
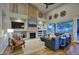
27 28 37 39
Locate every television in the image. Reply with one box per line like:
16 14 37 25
11 22 24 29
28 20 37 27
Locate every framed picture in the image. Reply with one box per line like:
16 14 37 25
28 20 37 27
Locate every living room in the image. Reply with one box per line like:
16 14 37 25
0 3 79 55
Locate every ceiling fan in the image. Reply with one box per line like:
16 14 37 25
44 3 55 9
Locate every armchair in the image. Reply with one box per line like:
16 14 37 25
10 34 25 52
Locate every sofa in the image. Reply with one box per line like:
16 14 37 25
45 33 72 51
45 36 60 51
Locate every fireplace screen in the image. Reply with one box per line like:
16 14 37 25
30 32 36 39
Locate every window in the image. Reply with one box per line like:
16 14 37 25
77 19 79 40
47 24 55 34
56 21 73 33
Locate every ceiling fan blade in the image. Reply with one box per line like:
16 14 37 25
44 3 55 9
44 3 54 5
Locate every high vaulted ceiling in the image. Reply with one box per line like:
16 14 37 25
32 3 65 13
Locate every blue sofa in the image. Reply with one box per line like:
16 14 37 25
45 33 72 51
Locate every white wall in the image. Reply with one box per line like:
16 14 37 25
47 4 79 23
73 18 77 41
0 4 9 54
1 3 11 33
0 4 3 30
0 10 2 30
